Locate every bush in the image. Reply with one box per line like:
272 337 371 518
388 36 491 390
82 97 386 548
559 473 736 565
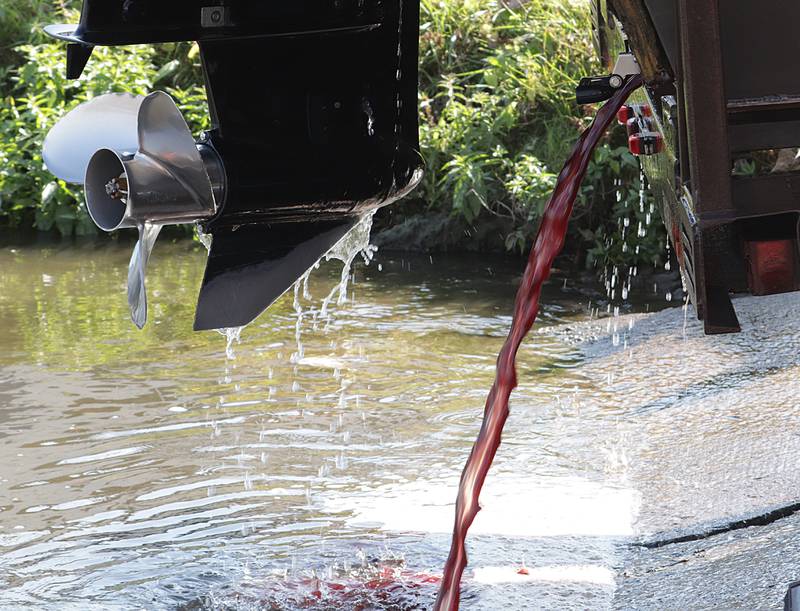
0 2 50 65
413 0 664 268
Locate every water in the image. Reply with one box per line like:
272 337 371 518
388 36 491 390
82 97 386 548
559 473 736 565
435 76 643 610
0 235 797 610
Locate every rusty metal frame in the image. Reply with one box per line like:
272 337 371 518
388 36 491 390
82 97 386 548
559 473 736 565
676 0 740 333
590 0 800 334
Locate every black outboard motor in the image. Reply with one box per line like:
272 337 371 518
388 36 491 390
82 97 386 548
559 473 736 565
43 0 422 331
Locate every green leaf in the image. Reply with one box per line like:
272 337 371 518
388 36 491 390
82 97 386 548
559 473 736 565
153 60 180 85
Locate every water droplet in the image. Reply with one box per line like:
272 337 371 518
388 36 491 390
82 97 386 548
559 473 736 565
216 327 243 360
196 224 213 252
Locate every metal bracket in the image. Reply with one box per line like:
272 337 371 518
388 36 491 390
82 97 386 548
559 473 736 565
612 52 641 81
576 51 641 104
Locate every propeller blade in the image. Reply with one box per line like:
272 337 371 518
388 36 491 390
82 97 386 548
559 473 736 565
127 223 162 329
43 93 145 184
135 92 217 216
194 218 358 331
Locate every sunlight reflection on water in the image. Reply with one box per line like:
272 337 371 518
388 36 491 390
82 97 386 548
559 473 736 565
1 238 797 609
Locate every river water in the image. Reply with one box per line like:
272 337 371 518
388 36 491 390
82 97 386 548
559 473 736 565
0 237 798 610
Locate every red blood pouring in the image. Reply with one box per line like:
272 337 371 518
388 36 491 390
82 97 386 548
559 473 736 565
255 566 440 609
434 76 643 611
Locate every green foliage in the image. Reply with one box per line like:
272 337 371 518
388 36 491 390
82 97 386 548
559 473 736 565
416 0 664 268
418 1 594 187
0 2 50 61
0 7 209 236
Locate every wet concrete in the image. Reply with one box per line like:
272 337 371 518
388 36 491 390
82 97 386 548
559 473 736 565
617 512 800 609
555 292 800 609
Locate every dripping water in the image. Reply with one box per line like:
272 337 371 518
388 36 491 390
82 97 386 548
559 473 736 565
215 326 243 361
319 213 378 318
196 223 213 253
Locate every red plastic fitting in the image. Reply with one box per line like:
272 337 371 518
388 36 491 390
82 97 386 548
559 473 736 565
744 239 798 295
617 105 632 125
618 104 653 126
628 131 664 156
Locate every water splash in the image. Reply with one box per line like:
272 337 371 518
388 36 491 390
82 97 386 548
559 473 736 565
201 554 439 611
205 214 371 358
363 99 376 137
291 268 317 363
320 213 378 317
203 222 244 358
127 222 162 329
216 327 243 360
288 214 377 374
196 223 213 253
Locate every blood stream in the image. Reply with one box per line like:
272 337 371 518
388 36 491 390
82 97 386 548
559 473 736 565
434 76 644 611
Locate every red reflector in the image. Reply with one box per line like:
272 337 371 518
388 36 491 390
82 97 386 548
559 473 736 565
617 105 632 125
744 239 798 295
629 134 642 155
628 131 663 156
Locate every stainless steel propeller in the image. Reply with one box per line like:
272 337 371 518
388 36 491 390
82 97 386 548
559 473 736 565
43 91 220 329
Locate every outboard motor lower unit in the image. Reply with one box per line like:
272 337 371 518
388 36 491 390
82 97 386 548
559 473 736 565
43 0 422 331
